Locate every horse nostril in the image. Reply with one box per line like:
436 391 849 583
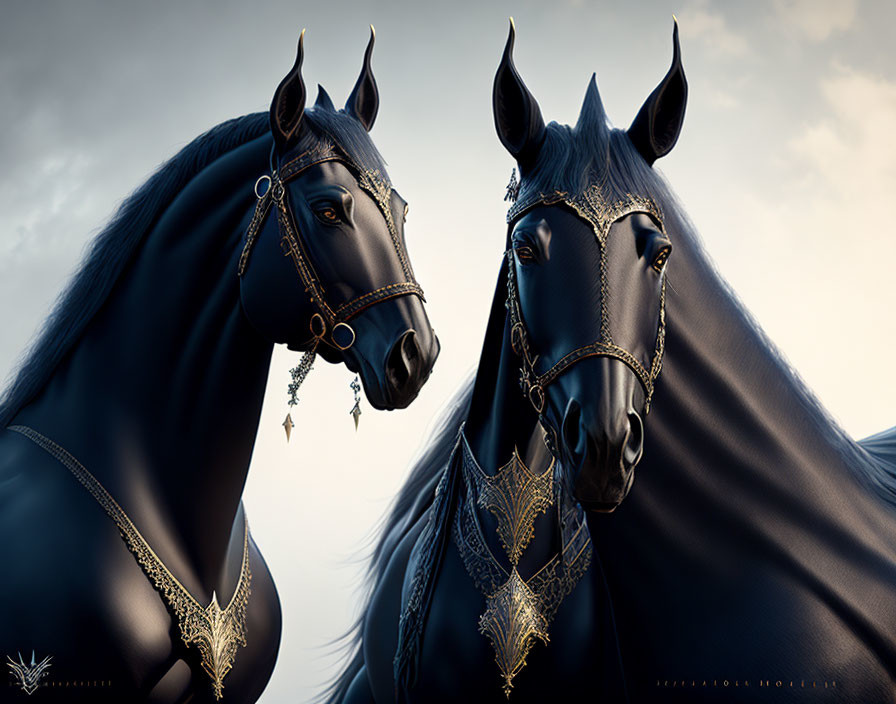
623 411 644 470
562 399 583 457
386 330 418 390
402 328 420 365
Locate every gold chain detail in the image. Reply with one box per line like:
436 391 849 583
507 183 663 244
357 167 414 282
8 425 251 701
476 449 553 565
504 181 667 414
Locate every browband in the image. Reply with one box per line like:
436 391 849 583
505 182 667 426
238 141 424 352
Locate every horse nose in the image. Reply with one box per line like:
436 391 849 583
561 399 643 509
623 411 644 470
385 329 421 403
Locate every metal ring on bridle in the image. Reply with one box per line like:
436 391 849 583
528 384 546 414
309 313 326 339
254 175 272 199
240 148 426 370
504 192 668 419
331 322 356 351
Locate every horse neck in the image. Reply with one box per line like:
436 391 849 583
13 134 273 590
636 219 896 547
464 274 562 571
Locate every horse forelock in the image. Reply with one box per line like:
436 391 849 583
299 104 389 179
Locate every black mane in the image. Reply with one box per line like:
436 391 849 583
323 72 896 700
0 102 387 428
517 77 667 214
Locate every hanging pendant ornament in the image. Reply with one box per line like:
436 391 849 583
283 350 316 442
504 167 519 203
282 414 295 442
349 376 362 431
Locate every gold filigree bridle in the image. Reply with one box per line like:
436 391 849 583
238 140 424 353
505 183 668 423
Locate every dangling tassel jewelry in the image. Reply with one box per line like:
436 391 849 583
349 376 362 431
504 167 519 203
283 350 316 442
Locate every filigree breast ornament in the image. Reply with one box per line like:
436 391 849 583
9 425 251 700
452 431 592 697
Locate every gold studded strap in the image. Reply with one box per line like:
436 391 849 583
238 145 425 352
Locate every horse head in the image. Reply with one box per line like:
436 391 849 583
239 29 439 410
494 19 686 510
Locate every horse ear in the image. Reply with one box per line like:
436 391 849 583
627 19 688 166
493 18 545 172
315 84 336 111
270 30 307 152
345 26 379 131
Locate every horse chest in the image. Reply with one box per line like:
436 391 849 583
0 447 281 703
404 541 625 703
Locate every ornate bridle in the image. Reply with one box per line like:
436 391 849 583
238 139 424 425
239 139 424 350
504 181 668 426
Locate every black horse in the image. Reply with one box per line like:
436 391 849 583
0 30 438 703
330 19 896 704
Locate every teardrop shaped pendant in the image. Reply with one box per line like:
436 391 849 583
350 376 362 431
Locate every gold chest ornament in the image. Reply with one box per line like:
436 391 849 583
452 432 592 697
9 425 251 700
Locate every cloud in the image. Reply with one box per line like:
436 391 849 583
711 62 896 438
679 2 751 58
789 64 896 202
772 0 857 41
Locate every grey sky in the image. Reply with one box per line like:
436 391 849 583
2 1 895 701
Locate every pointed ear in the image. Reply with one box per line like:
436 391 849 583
315 84 335 111
627 19 688 166
345 26 379 131
493 18 545 172
270 30 307 152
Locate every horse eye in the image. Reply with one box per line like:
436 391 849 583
515 245 537 264
315 206 340 224
652 246 671 273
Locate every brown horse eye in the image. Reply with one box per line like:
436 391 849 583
318 207 339 222
516 246 536 263
652 247 670 272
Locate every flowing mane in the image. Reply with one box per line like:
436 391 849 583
0 112 269 426
0 100 389 429
324 84 896 699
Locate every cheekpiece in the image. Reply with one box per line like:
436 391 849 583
239 137 425 435
504 180 668 416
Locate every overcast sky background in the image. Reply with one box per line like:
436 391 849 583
2 0 896 701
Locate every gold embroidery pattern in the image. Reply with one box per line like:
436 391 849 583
8 425 251 701
453 432 592 697
478 568 549 696
504 181 667 415
507 182 664 245
357 168 414 282
477 449 553 565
